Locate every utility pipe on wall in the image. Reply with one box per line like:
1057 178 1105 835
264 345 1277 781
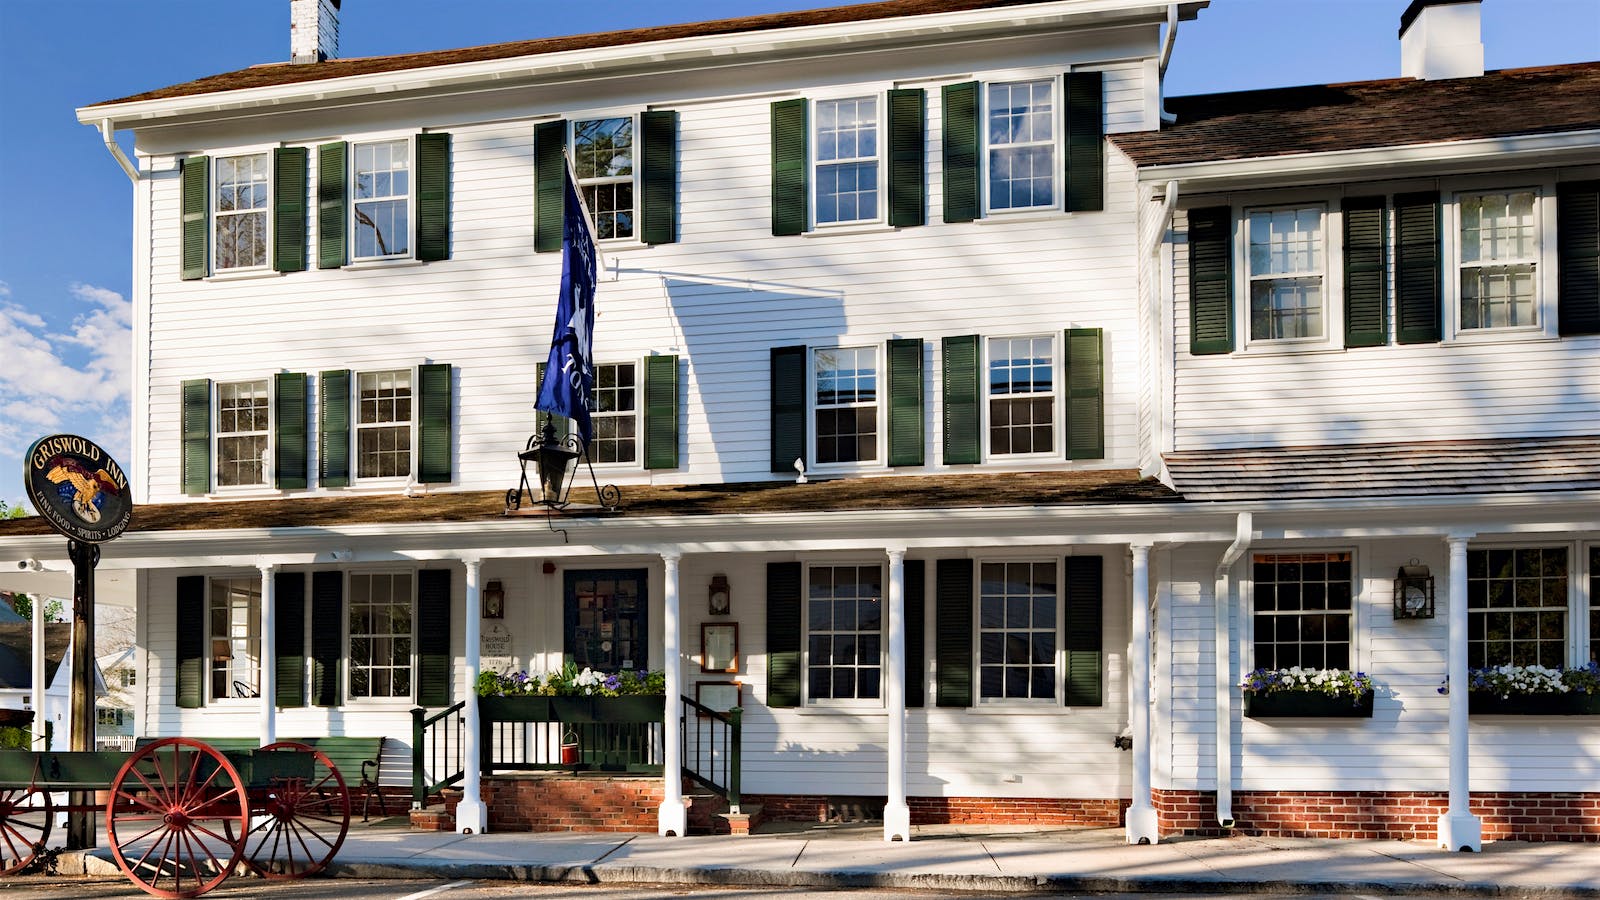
1213 512 1252 829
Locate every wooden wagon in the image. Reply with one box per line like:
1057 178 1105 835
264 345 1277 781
0 737 351 898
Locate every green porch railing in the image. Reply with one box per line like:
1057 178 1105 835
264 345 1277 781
680 694 742 813
411 701 466 809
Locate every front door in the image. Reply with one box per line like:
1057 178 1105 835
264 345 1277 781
564 569 648 671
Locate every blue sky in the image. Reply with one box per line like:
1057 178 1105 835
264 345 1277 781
0 0 1595 508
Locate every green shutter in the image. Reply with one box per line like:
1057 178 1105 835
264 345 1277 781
766 562 802 708
644 355 679 470
319 369 351 488
935 558 973 708
641 110 678 244
770 345 807 474
887 88 926 228
942 82 979 224
416 132 451 262
175 575 205 709
941 335 980 465
181 155 209 281
1188 206 1234 355
904 559 925 709
317 142 346 269
310 571 342 707
1557 180 1600 336
1395 191 1442 344
1063 556 1103 707
418 363 452 484
273 372 307 490
1064 327 1104 460
535 121 568 253
181 379 211 496
275 571 306 708
1344 196 1389 348
417 569 452 707
887 338 924 466
273 147 308 273
770 99 807 236
1064 71 1104 213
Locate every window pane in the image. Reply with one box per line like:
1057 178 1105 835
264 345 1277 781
987 80 1056 211
987 336 1055 456
214 154 270 269
1251 552 1354 671
1247 207 1324 341
978 561 1057 701
805 565 884 702
1468 547 1567 667
1459 192 1538 330
813 347 878 463
815 98 879 225
352 140 410 258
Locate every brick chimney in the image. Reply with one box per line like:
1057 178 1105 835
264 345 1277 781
291 0 341 64
1400 0 1484 80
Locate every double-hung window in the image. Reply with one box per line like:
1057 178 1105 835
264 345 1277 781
348 572 413 700
214 154 270 270
1458 191 1539 330
1467 547 1567 668
356 369 413 480
978 560 1058 701
814 97 880 226
215 379 270 488
986 79 1057 212
1252 552 1354 670
1590 546 1599 664
1247 206 1326 341
588 362 638 465
814 347 878 465
988 335 1055 457
573 117 635 240
806 564 883 702
352 139 410 260
209 576 261 701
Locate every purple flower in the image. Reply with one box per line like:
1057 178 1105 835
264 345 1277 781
605 674 621 691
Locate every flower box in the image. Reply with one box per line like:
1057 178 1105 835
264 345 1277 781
1244 691 1374 719
1467 692 1600 716
550 695 665 724
478 695 552 722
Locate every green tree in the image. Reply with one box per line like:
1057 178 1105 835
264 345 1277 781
9 594 65 623
0 499 29 519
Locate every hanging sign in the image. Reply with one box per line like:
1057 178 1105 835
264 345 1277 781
23 434 134 543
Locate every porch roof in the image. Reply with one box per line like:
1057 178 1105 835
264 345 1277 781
0 470 1178 538
1164 435 1600 502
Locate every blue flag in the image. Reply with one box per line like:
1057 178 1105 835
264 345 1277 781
535 168 599 443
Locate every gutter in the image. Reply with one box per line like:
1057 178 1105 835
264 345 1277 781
1158 3 1180 125
1213 511 1251 829
98 120 140 183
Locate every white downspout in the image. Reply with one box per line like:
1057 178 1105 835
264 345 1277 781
1213 512 1251 829
1141 181 1180 259
98 120 140 183
1158 4 1181 125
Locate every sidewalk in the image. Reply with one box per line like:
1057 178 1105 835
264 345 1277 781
61 822 1600 896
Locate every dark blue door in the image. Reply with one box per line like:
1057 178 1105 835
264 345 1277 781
564 569 648 670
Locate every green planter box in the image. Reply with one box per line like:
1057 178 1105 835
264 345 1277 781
1468 692 1600 716
1244 691 1374 719
551 695 665 724
478 695 552 722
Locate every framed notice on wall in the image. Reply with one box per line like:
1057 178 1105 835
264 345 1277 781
696 680 742 715
700 623 738 673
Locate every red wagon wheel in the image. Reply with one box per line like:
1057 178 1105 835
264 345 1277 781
0 784 54 876
240 741 351 878
107 737 249 899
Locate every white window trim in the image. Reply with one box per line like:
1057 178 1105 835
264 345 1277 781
348 133 417 263
212 377 274 494
569 111 642 244
210 146 277 275
981 73 1063 218
1240 547 1362 676
1465 541 1583 669
972 556 1065 707
983 332 1061 462
800 559 887 709
1582 543 1596 666
807 92 887 231
344 567 421 706
1442 177 1559 343
206 572 264 707
588 358 644 470
1228 189 1345 353
808 344 885 472
351 365 419 485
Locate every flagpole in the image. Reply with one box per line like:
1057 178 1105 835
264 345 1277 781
564 151 609 277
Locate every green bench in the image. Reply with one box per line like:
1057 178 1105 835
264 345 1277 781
135 735 390 821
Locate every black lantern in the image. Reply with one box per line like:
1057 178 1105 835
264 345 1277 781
506 420 620 539
1393 563 1435 619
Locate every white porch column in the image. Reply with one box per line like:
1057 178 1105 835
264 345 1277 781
1126 543 1159 844
1438 535 1481 851
884 548 910 841
31 586 45 749
258 563 277 746
658 551 687 837
457 558 488 834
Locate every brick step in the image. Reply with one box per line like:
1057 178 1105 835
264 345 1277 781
409 802 455 832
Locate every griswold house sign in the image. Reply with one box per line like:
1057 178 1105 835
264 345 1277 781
23 434 133 543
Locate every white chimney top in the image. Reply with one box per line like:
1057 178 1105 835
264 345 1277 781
291 0 341 65
1400 0 1484 80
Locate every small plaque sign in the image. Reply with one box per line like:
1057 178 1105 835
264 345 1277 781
481 622 513 659
23 434 133 544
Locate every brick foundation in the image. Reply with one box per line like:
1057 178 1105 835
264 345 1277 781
745 793 1125 827
443 774 665 833
1153 789 1600 842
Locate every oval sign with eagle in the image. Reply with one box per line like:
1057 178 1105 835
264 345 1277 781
23 434 133 543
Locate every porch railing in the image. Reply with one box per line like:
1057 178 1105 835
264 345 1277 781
412 701 466 808
680 695 742 813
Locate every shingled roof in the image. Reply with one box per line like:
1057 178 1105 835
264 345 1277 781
0 470 1178 538
90 0 1074 107
1112 62 1600 168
